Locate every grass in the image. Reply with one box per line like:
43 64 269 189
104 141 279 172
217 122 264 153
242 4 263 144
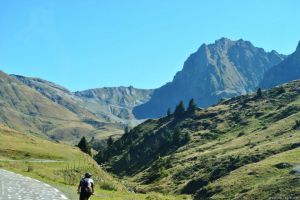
0 124 190 200
99 81 300 199
211 148 300 199
0 71 128 146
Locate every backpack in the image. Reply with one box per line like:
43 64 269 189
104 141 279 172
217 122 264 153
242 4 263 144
81 178 92 193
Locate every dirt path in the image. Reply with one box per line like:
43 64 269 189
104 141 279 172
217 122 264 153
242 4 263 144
0 169 68 200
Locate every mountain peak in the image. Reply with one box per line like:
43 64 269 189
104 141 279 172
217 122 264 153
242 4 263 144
214 37 235 47
134 38 285 119
215 37 233 43
212 38 255 51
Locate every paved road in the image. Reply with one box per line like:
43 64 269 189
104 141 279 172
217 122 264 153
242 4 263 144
0 169 69 200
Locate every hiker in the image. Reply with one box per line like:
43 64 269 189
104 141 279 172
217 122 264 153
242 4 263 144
77 172 94 200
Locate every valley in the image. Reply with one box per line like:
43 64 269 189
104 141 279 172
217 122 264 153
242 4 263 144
0 38 300 200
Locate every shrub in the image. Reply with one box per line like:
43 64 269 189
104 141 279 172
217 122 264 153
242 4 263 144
99 181 117 191
27 165 34 172
194 185 223 200
209 167 229 181
274 163 292 169
276 86 286 94
237 131 245 137
181 177 209 194
201 132 218 140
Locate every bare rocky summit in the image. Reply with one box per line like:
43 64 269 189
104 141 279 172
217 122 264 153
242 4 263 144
133 38 285 118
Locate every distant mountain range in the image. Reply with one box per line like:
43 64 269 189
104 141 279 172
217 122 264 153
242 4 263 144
13 75 153 124
133 38 286 119
1 37 300 143
74 86 153 123
0 72 152 143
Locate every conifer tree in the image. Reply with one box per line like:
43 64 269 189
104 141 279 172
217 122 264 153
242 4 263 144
77 136 91 155
184 132 191 143
107 136 114 147
187 98 197 114
173 128 181 144
167 108 172 116
256 88 262 98
174 101 185 118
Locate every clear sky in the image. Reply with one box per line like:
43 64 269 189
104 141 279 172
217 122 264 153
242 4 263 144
0 0 299 91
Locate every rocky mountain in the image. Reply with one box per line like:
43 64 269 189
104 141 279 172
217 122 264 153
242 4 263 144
74 86 153 124
13 75 153 125
98 80 300 199
260 41 300 88
12 75 153 125
133 38 285 119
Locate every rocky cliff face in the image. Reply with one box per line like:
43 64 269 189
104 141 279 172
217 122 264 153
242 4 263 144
133 38 285 119
260 41 300 88
74 87 153 123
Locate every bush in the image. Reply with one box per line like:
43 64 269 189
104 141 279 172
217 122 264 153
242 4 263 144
181 177 209 194
209 167 229 181
194 185 223 200
201 132 218 140
237 131 245 137
276 86 286 94
274 163 292 169
27 165 34 172
99 181 117 191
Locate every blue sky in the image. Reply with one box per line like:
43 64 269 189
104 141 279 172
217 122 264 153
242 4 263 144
0 0 299 91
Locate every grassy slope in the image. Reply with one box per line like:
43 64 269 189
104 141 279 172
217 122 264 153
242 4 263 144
100 80 300 199
0 124 189 200
0 71 125 145
13 75 153 142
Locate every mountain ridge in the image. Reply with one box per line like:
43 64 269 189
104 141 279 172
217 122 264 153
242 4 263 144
13 74 153 123
133 38 285 119
0 72 153 144
260 41 300 88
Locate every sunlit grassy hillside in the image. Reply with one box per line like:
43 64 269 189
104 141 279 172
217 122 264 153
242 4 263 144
99 80 300 199
0 124 190 200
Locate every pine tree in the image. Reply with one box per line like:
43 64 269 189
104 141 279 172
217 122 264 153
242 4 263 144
107 136 114 147
77 136 91 155
184 132 191 143
173 127 181 144
167 108 172 116
174 101 185 118
256 88 262 98
187 98 197 114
